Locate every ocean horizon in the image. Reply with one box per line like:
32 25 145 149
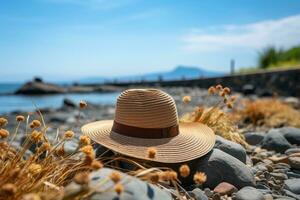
0 83 119 114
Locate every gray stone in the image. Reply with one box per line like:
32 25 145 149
187 149 255 189
214 136 247 163
286 148 300 156
235 186 264 200
64 168 172 200
261 130 292 153
188 188 208 200
63 98 77 108
289 157 300 170
284 179 300 194
279 127 300 145
244 132 265 145
284 189 300 200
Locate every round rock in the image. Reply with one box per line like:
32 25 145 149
235 186 264 200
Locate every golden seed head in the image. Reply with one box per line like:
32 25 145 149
230 95 237 102
148 173 160 184
182 95 191 103
0 129 9 138
79 135 91 146
114 183 124 195
74 172 89 185
22 193 41 200
216 84 223 90
179 164 190 178
222 87 231 94
80 145 94 155
226 102 233 109
0 117 8 127
56 146 65 157
16 115 25 122
1 183 17 195
208 86 216 95
40 142 51 151
193 172 207 185
147 147 157 159
91 160 103 170
64 130 74 139
219 91 226 97
84 152 95 165
30 130 43 143
31 120 41 128
159 171 177 181
28 163 42 174
110 171 122 183
79 100 88 109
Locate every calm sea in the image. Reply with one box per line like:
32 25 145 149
0 83 119 114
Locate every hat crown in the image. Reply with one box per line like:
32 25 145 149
114 89 178 128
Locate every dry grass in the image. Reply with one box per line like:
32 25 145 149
232 98 300 128
181 85 248 148
0 102 206 200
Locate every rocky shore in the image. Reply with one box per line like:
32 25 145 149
1 87 300 200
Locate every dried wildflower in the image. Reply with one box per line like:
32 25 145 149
40 142 51 151
0 128 9 138
110 171 122 183
80 145 94 155
16 115 25 122
219 91 226 97
91 160 103 170
56 145 65 157
114 183 124 195
31 120 41 128
159 171 177 181
193 172 207 185
79 135 91 146
0 117 8 127
148 173 160 184
64 130 74 139
226 102 233 109
30 130 43 143
222 87 231 94
79 100 88 109
182 95 191 103
74 172 89 185
147 147 157 159
84 152 95 165
1 183 17 196
208 86 216 95
216 84 223 90
22 193 41 200
179 164 190 178
230 95 237 102
28 163 42 174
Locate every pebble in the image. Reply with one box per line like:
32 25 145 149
214 136 247 163
193 149 255 189
214 182 238 196
261 129 292 153
279 127 300 145
188 188 208 200
284 178 300 194
234 186 264 200
289 157 300 170
244 132 265 145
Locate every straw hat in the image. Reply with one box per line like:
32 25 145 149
82 89 215 163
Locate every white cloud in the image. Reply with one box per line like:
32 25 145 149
182 14 300 53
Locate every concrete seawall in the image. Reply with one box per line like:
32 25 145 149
108 67 300 97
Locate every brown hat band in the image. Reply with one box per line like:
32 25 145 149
112 121 179 139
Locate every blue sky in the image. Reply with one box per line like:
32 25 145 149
1 0 300 82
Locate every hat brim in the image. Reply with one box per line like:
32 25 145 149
81 120 215 163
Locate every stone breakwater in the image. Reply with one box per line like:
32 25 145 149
110 67 300 97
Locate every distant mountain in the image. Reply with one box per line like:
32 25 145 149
79 66 223 84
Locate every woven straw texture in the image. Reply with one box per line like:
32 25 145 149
81 89 216 163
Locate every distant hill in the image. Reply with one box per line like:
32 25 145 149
80 66 223 84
